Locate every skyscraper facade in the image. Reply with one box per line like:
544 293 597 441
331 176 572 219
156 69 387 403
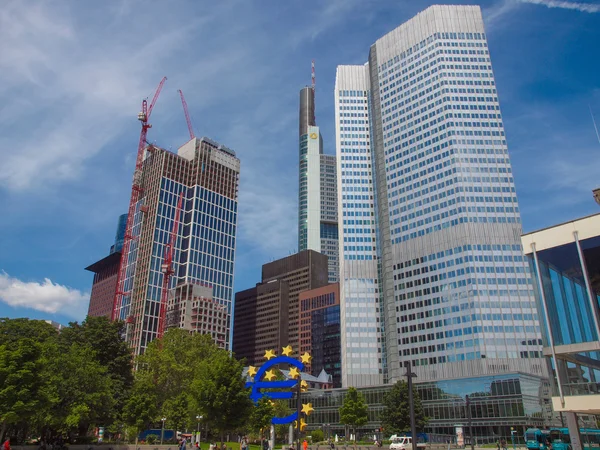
299 86 339 283
232 250 329 365
110 213 127 254
335 5 545 387
86 213 128 318
115 137 239 354
299 283 342 387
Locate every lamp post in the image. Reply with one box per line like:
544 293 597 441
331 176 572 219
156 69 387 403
197 415 203 447
465 396 474 450
404 361 418 450
161 418 167 445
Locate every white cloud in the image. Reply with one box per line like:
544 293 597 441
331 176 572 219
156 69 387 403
483 0 521 31
0 271 89 319
520 0 600 13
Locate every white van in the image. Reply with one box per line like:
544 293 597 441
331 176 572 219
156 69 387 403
389 436 426 450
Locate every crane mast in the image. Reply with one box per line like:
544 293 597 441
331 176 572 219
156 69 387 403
157 192 185 338
178 89 195 140
112 77 167 322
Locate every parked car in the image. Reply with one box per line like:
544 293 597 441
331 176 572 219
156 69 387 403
389 435 427 450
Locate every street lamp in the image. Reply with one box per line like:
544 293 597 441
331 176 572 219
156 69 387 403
465 396 475 450
161 418 167 445
197 415 203 447
404 361 417 450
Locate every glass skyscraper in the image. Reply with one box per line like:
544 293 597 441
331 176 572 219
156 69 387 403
299 86 339 283
116 137 239 354
335 5 546 387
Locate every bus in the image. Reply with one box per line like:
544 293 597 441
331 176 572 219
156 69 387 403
549 428 600 450
525 428 551 450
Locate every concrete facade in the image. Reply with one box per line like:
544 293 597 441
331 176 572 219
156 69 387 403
233 250 329 366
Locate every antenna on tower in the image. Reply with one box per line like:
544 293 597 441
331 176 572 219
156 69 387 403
590 104 600 147
311 60 315 91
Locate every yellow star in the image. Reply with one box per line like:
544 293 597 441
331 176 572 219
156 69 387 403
301 403 314 416
269 400 275 407
264 369 276 381
298 418 307 431
282 345 294 356
264 349 276 360
247 366 257 377
288 367 300 379
300 352 312 364
300 380 309 392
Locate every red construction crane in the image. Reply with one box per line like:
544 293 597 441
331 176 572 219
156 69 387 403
112 76 168 322
178 89 195 140
157 191 185 338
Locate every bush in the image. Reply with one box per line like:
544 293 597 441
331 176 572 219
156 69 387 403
311 431 324 442
146 434 158 445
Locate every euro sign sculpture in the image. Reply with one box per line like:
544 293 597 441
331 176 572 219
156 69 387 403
246 355 304 424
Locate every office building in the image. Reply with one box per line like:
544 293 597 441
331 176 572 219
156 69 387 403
166 282 228 345
115 137 239 354
232 250 328 365
110 213 127 254
86 214 127 318
335 5 545 387
304 373 551 441
299 85 339 282
522 213 600 441
299 283 341 387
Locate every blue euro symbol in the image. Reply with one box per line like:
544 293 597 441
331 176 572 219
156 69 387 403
246 356 304 424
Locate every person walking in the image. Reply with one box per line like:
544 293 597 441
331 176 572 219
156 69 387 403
501 439 507 450
2 438 10 450
303 440 308 450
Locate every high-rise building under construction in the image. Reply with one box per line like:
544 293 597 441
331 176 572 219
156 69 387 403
115 136 240 354
298 78 339 283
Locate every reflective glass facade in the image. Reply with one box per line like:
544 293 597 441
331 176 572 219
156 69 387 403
335 5 545 387
117 137 240 354
303 373 548 441
522 215 600 411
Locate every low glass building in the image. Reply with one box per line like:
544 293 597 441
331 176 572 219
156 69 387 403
305 372 549 442
521 213 600 449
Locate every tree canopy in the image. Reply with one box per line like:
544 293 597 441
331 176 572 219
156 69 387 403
339 387 369 438
379 380 428 434
0 317 133 442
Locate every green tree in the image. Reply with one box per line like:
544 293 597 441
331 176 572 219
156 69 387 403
59 317 133 410
339 387 368 440
0 319 58 441
248 397 275 444
42 342 114 435
122 371 158 443
131 329 218 432
0 338 47 441
379 380 427 434
192 350 253 447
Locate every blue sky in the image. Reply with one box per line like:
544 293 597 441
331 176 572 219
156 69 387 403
0 0 599 325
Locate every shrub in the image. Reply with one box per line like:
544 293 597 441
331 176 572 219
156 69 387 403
311 431 324 442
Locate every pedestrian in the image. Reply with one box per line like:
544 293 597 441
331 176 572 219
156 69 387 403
501 439 507 450
209 443 214 450
303 440 308 450
181 438 187 450
2 438 9 450
263 439 269 450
